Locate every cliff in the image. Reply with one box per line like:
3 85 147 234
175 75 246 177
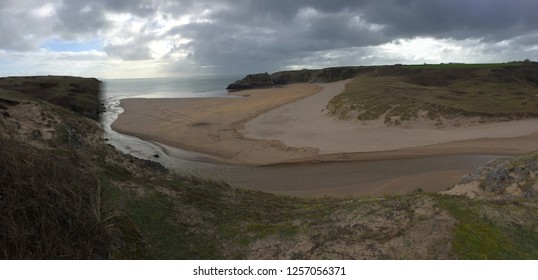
0 76 103 120
226 72 274 90
227 66 376 89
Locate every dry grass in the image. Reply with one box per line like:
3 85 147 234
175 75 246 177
328 63 538 125
0 137 109 259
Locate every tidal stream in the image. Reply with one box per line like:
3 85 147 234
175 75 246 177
101 78 503 197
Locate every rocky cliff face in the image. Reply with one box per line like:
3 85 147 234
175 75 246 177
227 66 375 90
443 152 538 199
226 72 274 90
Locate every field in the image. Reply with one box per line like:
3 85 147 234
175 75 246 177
327 63 538 125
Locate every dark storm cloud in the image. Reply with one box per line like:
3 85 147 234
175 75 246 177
55 0 159 37
161 0 538 72
360 0 538 41
55 1 110 37
1 0 537 74
0 0 160 50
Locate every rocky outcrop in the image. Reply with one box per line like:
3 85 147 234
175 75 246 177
444 152 538 199
227 66 375 90
226 72 274 90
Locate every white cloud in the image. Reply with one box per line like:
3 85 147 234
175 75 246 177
31 2 56 18
1 0 538 78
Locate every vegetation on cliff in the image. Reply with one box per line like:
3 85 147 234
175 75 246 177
227 66 374 89
1 75 538 260
0 76 103 120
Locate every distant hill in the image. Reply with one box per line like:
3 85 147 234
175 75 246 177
227 62 538 89
228 62 538 125
227 66 374 89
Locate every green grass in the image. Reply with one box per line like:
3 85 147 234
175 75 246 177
125 190 223 259
328 64 538 124
0 76 102 120
438 196 538 259
403 62 523 70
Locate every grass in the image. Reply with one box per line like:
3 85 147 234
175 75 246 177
0 137 109 259
0 76 102 120
403 62 523 70
3 74 538 260
328 63 538 124
437 196 538 259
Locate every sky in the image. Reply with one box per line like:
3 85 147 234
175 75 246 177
1 0 537 79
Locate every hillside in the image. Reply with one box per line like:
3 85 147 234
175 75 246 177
0 76 103 120
229 62 538 127
327 62 538 126
227 66 372 89
1 76 538 259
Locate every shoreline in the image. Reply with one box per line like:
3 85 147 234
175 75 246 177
111 80 538 166
108 80 538 196
111 83 323 165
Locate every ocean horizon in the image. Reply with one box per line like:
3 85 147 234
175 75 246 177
103 74 243 99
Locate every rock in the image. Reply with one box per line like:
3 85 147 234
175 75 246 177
226 72 274 90
460 173 477 184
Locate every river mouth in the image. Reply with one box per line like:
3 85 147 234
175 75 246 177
101 82 504 198
176 152 501 197
104 106 500 197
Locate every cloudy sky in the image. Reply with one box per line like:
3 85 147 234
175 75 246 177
1 0 537 78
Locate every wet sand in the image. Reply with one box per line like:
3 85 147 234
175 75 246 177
183 154 501 197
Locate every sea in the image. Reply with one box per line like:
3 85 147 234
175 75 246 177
103 75 241 99
101 75 242 167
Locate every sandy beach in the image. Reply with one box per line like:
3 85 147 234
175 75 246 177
111 83 323 165
112 80 538 166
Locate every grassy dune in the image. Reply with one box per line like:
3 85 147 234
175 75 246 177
1 75 538 259
328 63 538 125
0 76 103 120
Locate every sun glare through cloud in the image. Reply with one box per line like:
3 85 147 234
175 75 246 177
0 0 537 78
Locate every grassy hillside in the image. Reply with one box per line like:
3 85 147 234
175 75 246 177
0 76 103 120
228 66 375 89
1 75 538 259
327 62 538 125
